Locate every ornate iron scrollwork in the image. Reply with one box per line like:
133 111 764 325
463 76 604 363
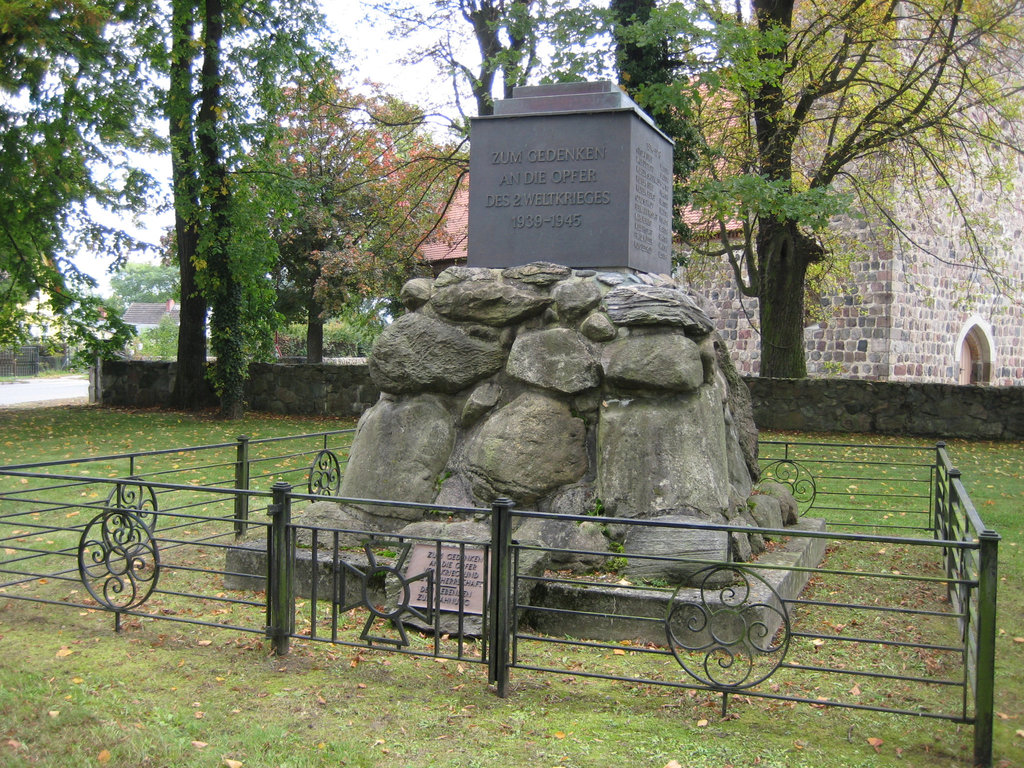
666 565 790 690
105 478 159 531
308 449 341 496
759 459 816 515
337 541 433 647
78 509 160 612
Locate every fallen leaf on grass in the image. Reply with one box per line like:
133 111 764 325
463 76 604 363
553 731 566 739
224 760 243 768
997 712 1016 720
1016 729 1024 739
48 710 59 718
696 719 708 728
613 649 626 656
6 739 22 750
867 737 884 753
191 741 208 749
55 646 74 658
664 762 683 768
849 683 861 696
197 639 212 646
98 749 111 764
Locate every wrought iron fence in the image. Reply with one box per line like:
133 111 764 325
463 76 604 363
0 346 40 377
0 438 1000 766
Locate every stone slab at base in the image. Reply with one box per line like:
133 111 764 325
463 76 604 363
522 518 828 646
224 543 386 607
222 518 827 647
223 542 485 636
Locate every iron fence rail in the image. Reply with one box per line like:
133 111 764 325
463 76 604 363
0 437 1000 766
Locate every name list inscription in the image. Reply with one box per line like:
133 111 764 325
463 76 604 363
484 144 613 231
406 543 488 615
632 142 673 253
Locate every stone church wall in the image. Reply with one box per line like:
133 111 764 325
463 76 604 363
683 214 1024 386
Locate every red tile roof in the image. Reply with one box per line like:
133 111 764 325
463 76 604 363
421 178 469 271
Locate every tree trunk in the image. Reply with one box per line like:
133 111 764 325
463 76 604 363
468 3 500 115
751 0 808 378
756 217 813 378
169 0 208 410
306 320 324 363
197 0 244 419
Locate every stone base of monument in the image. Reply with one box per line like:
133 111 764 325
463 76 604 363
522 518 827 647
224 543 386 605
223 542 488 636
222 517 826 647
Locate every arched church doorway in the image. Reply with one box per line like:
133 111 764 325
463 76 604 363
958 324 993 385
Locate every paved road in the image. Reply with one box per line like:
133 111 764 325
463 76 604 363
0 375 90 407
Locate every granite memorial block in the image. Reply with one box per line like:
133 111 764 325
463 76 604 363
468 81 674 274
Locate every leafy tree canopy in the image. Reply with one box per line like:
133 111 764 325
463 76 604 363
0 0 158 356
109 262 180 310
260 77 464 361
548 0 1024 377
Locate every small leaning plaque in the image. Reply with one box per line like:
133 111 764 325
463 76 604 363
405 543 488 615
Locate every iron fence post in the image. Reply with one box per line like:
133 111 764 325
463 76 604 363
488 496 514 697
933 442 946 535
234 435 250 539
974 529 999 768
267 481 294 656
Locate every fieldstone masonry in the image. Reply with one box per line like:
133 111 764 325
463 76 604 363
317 263 789 582
685 216 1024 385
98 359 1024 439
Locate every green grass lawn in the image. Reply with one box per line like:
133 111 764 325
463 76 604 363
0 405 1021 768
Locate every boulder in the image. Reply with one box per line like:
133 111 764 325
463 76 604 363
757 481 801 525
579 311 617 342
506 328 600 394
552 278 603 319
431 273 551 326
603 284 715 335
400 277 433 310
623 515 730 584
369 314 505 394
291 501 378 548
543 482 598 519
460 380 502 427
339 395 455 525
747 493 784 530
502 262 572 286
464 392 588 504
514 518 610 572
597 388 730 519
711 332 760 481
602 333 704 393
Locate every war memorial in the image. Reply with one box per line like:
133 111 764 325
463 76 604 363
0 81 1000 766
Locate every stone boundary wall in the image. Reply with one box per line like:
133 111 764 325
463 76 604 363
744 376 1024 440
98 359 378 417
97 360 1023 440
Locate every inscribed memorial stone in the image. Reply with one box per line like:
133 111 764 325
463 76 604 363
468 81 674 273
